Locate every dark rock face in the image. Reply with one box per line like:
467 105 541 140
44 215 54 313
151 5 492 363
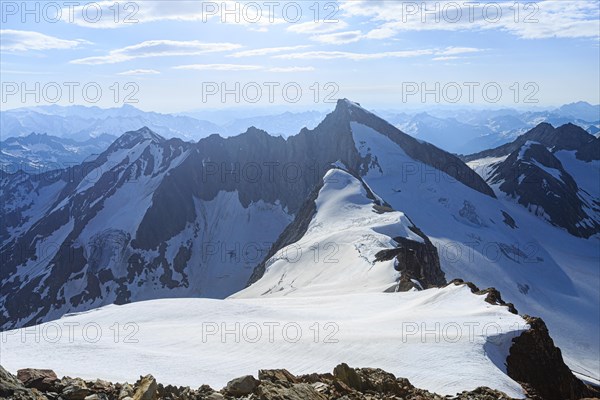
507 316 600 400
488 141 599 237
376 225 446 291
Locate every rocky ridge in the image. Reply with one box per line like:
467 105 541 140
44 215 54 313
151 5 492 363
0 363 528 400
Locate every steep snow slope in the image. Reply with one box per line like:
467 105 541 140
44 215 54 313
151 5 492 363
347 120 599 381
236 168 428 297
227 106 598 381
0 128 293 329
0 284 528 397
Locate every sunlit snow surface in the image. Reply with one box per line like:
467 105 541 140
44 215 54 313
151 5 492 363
235 169 422 297
1 285 527 397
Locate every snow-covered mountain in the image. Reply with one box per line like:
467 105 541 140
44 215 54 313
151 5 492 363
1 99 598 386
4 102 598 159
0 284 530 397
380 102 599 154
465 123 600 238
0 133 116 170
0 104 220 141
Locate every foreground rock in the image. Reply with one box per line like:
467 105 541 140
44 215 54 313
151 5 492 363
507 316 599 400
3 361 598 400
0 363 521 400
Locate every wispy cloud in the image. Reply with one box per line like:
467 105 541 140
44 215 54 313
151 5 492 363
274 50 435 61
432 56 460 61
66 0 286 28
70 40 241 65
173 64 262 71
229 45 310 58
274 47 481 61
173 64 315 72
268 66 315 72
311 30 363 44
0 30 89 52
341 0 600 40
117 69 160 75
287 21 349 34
437 47 482 56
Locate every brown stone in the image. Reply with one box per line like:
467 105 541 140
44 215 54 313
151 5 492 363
16 368 58 391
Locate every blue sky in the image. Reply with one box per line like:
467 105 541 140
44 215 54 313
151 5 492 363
1 0 599 112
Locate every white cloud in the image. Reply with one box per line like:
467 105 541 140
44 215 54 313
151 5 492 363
229 45 310 58
311 30 363 44
173 64 315 72
70 40 241 65
173 64 262 71
67 0 286 29
287 21 349 34
341 0 600 40
117 69 160 75
275 47 482 61
268 66 315 72
0 30 89 52
437 47 482 56
432 56 460 61
274 49 435 60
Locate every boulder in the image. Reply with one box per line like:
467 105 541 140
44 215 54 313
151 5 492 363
16 368 58 391
257 381 327 400
132 375 157 400
1 365 40 399
62 384 92 400
258 369 298 384
224 375 259 396
332 363 362 391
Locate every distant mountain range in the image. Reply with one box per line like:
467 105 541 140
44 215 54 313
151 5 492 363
380 101 599 154
0 133 117 170
2 102 597 170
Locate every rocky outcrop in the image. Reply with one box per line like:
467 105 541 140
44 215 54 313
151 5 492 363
0 365 44 400
487 141 598 237
447 279 518 314
376 225 446 291
507 316 600 400
1 364 529 400
15 369 58 392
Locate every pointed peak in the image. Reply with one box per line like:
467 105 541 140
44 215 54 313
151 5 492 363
242 126 270 137
112 126 165 149
532 122 555 131
334 98 363 113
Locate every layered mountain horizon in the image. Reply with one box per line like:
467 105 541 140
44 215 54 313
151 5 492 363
2 100 598 170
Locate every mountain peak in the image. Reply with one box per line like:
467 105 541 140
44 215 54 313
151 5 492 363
111 126 165 150
334 98 363 113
